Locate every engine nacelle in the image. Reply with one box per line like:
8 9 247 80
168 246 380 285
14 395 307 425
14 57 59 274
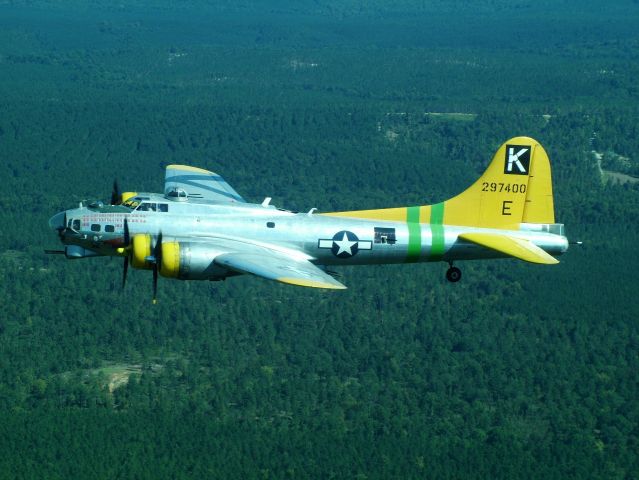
65 245 100 259
159 241 229 280
131 234 153 270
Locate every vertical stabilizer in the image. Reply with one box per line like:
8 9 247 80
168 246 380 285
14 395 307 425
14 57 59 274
440 136 555 228
323 136 556 230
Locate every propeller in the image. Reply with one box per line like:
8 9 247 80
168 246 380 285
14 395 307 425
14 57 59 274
121 217 131 290
122 257 129 289
152 231 163 304
111 180 121 205
117 214 162 304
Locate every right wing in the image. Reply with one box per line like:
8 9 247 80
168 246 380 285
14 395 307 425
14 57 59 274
164 165 245 203
215 251 346 290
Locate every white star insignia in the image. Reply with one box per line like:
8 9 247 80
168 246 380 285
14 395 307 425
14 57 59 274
334 232 357 256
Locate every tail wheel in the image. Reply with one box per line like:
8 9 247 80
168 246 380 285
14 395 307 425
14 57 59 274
446 266 462 283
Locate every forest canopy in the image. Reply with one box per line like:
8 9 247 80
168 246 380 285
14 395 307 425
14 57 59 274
0 1 638 478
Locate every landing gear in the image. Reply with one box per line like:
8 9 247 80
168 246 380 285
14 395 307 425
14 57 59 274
446 263 462 283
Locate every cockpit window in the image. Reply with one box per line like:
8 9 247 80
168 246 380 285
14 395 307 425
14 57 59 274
136 202 168 212
122 197 169 211
137 202 156 212
72 219 81 231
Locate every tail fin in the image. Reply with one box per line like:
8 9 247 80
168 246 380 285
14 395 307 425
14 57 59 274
324 136 555 230
439 136 555 228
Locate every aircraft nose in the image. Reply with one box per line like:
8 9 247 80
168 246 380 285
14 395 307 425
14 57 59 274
48 211 66 231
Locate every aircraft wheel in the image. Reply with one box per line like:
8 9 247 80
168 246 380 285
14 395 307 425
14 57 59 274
446 266 462 283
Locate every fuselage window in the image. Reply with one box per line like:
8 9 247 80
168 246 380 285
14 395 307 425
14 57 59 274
91 224 101 232
105 225 115 233
72 219 81 231
374 227 397 245
158 204 168 212
266 222 275 228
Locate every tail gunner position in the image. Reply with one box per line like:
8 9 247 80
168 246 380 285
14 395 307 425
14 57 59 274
47 137 569 302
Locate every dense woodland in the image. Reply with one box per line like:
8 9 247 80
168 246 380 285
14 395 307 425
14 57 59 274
0 1 638 478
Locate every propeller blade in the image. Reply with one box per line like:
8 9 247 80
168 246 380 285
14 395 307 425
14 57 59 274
152 231 162 304
120 217 131 291
111 180 121 205
44 249 65 254
155 231 163 266
122 256 129 290
152 263 158 304
123 217 130 246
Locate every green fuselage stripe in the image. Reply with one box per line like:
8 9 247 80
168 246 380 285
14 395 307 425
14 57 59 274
430 202 445 260
406 206 421 263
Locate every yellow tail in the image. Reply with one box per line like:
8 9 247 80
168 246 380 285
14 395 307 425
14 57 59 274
325 136 555 229
437 136 555 228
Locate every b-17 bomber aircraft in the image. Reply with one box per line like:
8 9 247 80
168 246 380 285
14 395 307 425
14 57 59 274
47 137 569 302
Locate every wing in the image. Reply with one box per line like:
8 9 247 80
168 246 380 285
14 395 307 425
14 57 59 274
458 232 559 264
215 252 347 290
164 165 245 203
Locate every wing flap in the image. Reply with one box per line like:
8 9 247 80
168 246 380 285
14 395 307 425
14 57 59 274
165 165 245 203
458 232 559 264
215 252 346 290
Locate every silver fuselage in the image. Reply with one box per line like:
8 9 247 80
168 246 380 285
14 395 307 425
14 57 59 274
53 194 569 277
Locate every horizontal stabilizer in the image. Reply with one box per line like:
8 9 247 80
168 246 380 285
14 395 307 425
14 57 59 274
215 252 347 289
458 233 559 264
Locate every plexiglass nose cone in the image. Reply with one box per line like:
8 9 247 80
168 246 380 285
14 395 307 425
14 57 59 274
48 211 66 231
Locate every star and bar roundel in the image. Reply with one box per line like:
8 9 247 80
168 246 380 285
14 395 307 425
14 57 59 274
318 231 373 258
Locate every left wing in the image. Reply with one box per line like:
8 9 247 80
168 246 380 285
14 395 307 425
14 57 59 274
458 232 559 264
164 165 245 203
215 251 347 289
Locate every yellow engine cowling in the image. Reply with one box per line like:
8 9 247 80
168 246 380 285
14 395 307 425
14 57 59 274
128 240 228 280
131 234 152 270
159 241 180 278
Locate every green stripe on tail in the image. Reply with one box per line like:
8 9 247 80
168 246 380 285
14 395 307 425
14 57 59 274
430 202 445 260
